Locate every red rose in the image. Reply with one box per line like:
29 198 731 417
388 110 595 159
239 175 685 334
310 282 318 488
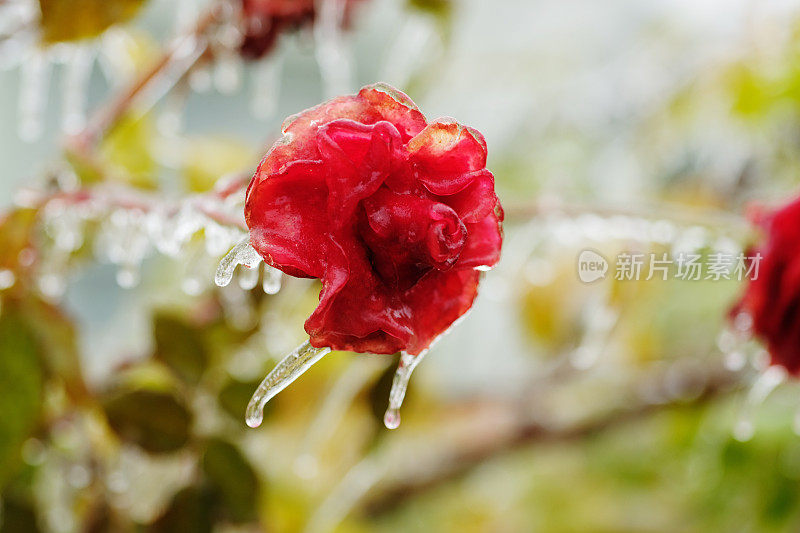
735 194 800 374
245 83 503 355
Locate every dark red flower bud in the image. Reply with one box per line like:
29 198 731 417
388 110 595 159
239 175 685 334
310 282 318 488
735 194 800 374
245 83 503 354
239 0 364 60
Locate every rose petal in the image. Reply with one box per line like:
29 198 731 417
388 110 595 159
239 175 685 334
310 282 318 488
360 188 467 288
402 268 481 355
317 119 403 222
409 119 488 194
457 206 504 270
439 169 498 223
306 241 414 354
245 159 328 278
358 83 428 141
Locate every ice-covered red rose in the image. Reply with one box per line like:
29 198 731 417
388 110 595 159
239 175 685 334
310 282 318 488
245 83 503 355
735 194 800 375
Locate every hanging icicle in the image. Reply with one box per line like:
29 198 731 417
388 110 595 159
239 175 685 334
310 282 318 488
246 340 332 428
18 49 52 142
61 46 94 135
215 237 262 287
314 0 353 98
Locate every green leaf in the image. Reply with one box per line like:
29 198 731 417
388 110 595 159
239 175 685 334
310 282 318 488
19 297 88 402
102 389 191 454
0 209 36 273
0 309 43 489
0 496 42 533
201 438 260 523
39 0 149 44
153 314 208 385
147 486 214 533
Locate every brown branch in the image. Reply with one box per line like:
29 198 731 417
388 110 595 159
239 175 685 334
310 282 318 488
361 363 743 516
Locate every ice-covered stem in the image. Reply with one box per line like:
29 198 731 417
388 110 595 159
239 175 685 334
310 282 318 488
246 340 332 428
503 198 751 233
20 182 248 231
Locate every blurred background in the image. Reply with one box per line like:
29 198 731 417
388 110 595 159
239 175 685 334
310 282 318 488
2 0 800 531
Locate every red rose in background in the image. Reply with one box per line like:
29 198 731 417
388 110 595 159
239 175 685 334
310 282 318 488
735 194 800 374
240 0 364 60
245 83 503 355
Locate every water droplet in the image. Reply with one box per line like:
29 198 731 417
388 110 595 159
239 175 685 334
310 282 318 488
38 273 66 299
181 276 203 296
723 350 746 371
215 237 261 287
0 269 15 290
246 340 331 428
116 265 140 288
383 408 400 429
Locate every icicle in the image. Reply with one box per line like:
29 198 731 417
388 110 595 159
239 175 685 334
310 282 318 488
262 265 282 294
733 365 787 441
246 340 332 428
237 262 260 290
383 350 426 429
314 0 353 99
213 0 243 94
251 53 284 119
214 51 243 94
18 50 52 142
0 0 36 71
215 237 261 287
61 46 94 134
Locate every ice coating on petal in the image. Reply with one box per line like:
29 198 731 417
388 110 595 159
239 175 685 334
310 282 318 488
244 82 503 355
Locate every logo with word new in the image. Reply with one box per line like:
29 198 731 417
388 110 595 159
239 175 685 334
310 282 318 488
577 249 609 283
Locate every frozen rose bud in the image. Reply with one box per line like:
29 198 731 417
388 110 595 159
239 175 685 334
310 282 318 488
245 83 503 355
735 194 800 374
239 0 364 60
